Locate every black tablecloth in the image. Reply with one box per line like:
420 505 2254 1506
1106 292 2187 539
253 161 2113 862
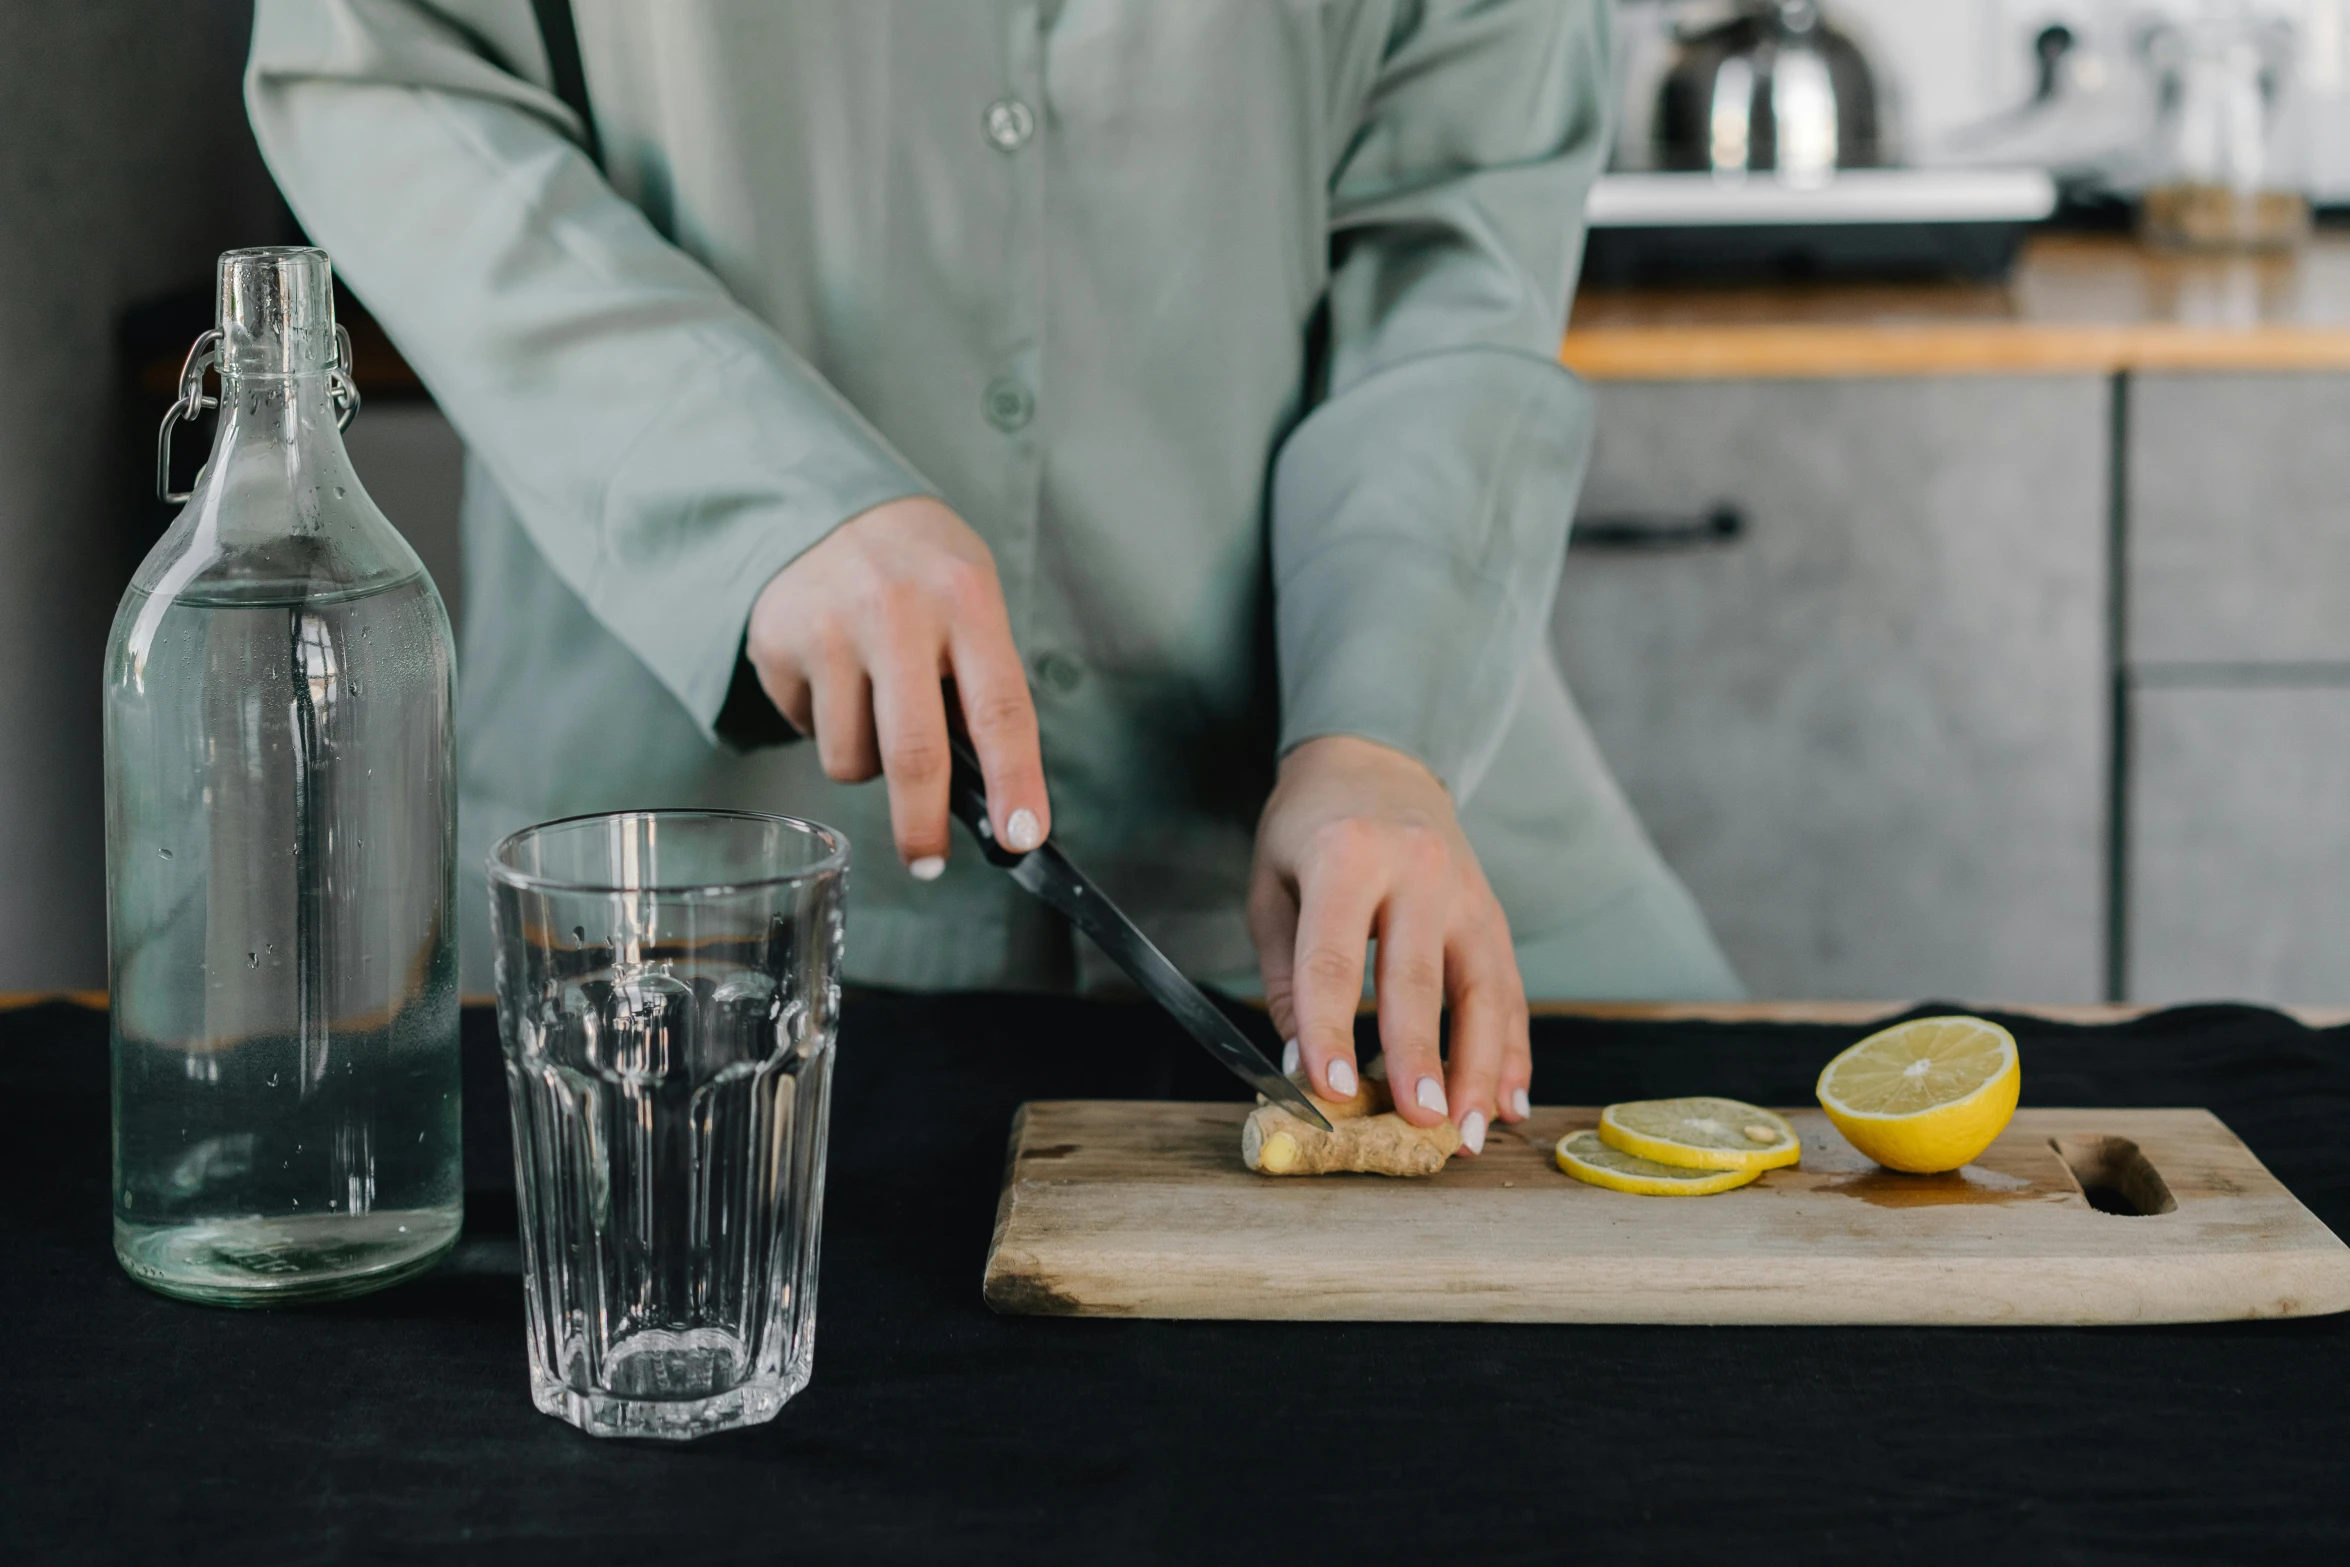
7 995 2350 1564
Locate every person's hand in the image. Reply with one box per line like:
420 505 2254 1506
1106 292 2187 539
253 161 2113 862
745 496 1048 874
1246 735 1530 1156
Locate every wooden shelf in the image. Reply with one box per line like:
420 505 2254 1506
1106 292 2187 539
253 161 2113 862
1563 232 2350 379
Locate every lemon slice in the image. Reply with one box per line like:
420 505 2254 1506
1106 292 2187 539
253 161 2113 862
1598 1097 1800 1173
1553 1130 1762 1196
1816 1015 2021 1174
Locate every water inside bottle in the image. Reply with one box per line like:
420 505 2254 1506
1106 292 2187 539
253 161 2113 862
107 572 460 1301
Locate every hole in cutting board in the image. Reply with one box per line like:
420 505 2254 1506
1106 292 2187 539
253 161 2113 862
2050 1136 2178 1217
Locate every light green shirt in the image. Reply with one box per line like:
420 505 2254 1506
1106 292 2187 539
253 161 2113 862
247 0 1692 995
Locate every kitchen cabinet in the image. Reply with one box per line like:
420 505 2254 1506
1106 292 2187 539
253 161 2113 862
2130 373 2350 666
1551 376 2109 1002
2129 684 2350 1005
2124 371 2350 1005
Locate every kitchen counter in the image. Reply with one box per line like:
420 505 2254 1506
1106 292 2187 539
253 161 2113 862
10 992 2350 1562
1563 231 2350 379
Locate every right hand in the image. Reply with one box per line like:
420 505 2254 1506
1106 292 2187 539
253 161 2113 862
744 496 1049 876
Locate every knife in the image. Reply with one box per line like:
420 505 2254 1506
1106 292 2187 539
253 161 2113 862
943 735 1333 1132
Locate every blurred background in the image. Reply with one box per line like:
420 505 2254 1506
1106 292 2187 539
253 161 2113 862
4 0 2346 1004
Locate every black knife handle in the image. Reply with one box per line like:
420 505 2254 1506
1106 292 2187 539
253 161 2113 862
945 733 1031 869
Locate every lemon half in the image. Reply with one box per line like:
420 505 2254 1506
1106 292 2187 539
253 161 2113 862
1815 1015 2021 1173
1598 1097 1800 1173
1554 1130 1762 1196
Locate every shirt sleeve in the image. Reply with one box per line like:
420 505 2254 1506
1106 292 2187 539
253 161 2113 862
244 0 933 743
1269 0 1612 798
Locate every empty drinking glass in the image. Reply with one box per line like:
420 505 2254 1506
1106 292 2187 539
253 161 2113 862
487 811 847 1439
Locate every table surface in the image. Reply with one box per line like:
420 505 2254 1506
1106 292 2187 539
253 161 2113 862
10 993 2350 1564
1563 231 2350 379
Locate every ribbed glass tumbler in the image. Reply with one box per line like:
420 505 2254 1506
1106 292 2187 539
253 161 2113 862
487 811 846 1439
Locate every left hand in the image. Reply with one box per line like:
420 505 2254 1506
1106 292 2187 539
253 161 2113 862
1246 735 1531 1156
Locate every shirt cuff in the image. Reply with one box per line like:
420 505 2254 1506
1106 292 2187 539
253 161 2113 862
1271 349 1593 798
713 644 801 752
571 338 937 742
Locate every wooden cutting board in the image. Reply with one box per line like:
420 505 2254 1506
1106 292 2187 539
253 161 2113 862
983 1102 2350 1325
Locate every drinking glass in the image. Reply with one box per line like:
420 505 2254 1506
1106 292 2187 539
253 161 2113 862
487 810 847 1439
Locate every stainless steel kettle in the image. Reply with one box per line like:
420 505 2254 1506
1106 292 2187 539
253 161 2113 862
1654 0 1884 183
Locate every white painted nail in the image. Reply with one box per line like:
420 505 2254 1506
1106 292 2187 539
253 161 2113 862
1416 1076 1448 1116
908 855 946 882
1280 1039 1299 1075
1459 1110 1487 1155
1511 1088 1531 1120
1004 807 1043 853
1325 1058 1359 1098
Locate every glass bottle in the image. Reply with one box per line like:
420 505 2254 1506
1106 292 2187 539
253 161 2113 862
2139 0 2311 251
105 247 461 1304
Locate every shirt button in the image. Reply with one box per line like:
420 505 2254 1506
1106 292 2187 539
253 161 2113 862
983 98 1035 153
1034 651 1084 693
983 377 1034 431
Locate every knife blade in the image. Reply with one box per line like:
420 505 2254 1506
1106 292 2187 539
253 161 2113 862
943 735 1333 1132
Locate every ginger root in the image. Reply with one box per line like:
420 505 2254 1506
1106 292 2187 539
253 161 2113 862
1241 1058 1460 1177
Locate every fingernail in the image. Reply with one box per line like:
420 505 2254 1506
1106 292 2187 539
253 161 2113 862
908 855 946 882
1325 1058 1358 1098
1280 1038 1299 1075
1004 807 1043 853
1459 1110 1487 1155
1511 1088 1531 1120
1416 1076 1448 1115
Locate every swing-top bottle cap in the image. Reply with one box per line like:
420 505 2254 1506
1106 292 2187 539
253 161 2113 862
216 246 339 375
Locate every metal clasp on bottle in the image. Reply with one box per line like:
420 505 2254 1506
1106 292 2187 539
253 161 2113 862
155 325 363 503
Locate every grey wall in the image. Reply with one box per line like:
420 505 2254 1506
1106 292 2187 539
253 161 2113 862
342 405 469 636
0 4 289 989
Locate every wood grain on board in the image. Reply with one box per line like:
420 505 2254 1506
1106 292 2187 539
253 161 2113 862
985 1101 2350 1326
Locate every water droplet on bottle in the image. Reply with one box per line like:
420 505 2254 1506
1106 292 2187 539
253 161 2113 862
158 847 173 859
334 486 346 500
247 951 258 968
573 926 587 945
